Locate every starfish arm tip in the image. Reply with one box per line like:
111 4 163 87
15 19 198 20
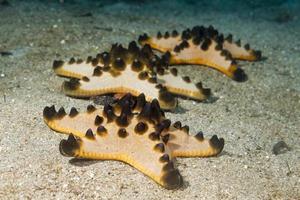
209 135 225 154
43 105 57 121
53 60 64 70
161 169 183 190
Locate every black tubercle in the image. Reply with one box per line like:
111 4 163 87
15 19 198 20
94 115 104 126
91 58 99 66
244 43 250 50
195 131 204 141
172 30 178 37
131 59 143 72
138 102 152 122
164 31 170 39
118 128 128 138
157 31 162 39
57 107 67 118
82 76 90 82
181 29 192 40
97 125 107 136
59 134 80 157
138 33 149 43
85 128 95 140
173 121 181 129
161 168 183 190
138 71 149 80
116 113 129 127
68 57 76 65
159 154 170 163
161 51 171 65
135 93 146 111
76 58 83 64
93 66 102 76
162 134 170 144
69 107 79 117
113 58 126 71
87 104 96 113
103 104 116 123
209 135 224 151
128 41 140 54
192 36 202 45
149 131 160 141
225 34 233 43
98 52 110 66
53 60 64 69
154 143 165 153
138 99 165 124
236 39 241 47
160 119 171 130
181 125 189 134
134 122 148 134
86 56 92 64
148 77 157 83
201 38 211 51
162 161 174 171
43 105 57 120
170 68 178 76
182 76 191 83
180 40 189 48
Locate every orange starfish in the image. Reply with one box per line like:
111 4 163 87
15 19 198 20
43 93 224 189
52 42 211 110
139 25 261 81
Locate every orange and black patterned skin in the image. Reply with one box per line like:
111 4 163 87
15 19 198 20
139 25 262 82
52 41 211 110
43 93 224 189
42 25 264 189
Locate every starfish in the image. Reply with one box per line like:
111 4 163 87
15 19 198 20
138 25 262 82
52 41 211 110
43 93 224 189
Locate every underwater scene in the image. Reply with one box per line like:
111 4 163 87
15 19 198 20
0 0 299 199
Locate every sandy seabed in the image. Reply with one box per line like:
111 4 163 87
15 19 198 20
0 0 299 199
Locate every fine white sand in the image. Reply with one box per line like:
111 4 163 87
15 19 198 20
0 1 299 199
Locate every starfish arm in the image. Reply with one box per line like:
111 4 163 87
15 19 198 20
52 58 97 79
139 32 181 52
139 26 261 63
140 34 247 81
43 104 104 138
167 128 224 157
138 26 262 81
157 70 211 101
61 67 177 110
62 72 126 97
223 35 262 61
166 39 247 82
